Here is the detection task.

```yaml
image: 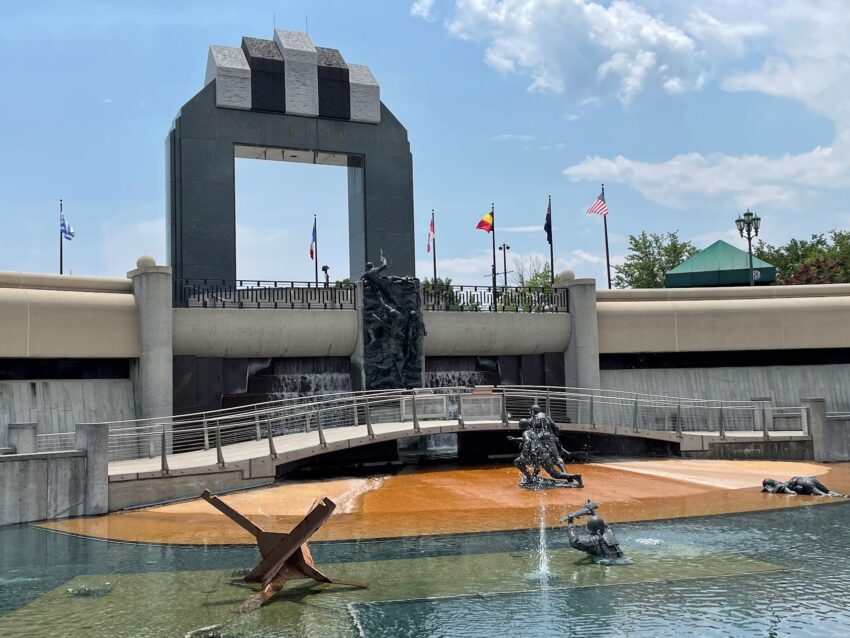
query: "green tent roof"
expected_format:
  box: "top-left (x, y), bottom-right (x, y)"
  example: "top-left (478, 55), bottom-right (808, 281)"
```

top-left (665, 240), bottom-right (776, 287)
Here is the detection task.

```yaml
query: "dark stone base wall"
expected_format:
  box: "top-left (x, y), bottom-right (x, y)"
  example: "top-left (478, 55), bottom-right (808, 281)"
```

top-left (425, 354), bottom-right (564, 388)
top-left (0, 358), bottom-right (129, 381)
top-left (173, 355), bottom-right (353, 414)
top-left (684, 440), bottom-right (814, 461)
top-left (457, 430), bottom-right (679, 461)
top-left (275, 440), bottom-right (400, 479)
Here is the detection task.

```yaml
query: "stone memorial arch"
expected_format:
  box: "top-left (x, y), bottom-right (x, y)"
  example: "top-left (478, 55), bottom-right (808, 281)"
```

top-left (166, 29), bottom-right (414, 284)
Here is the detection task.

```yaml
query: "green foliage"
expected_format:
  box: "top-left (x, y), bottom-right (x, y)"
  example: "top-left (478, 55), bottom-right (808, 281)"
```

top-left (333, 278), bottom-right (352, 288)
top-left (754, 230), bottom-right (850, 284)
top-left (422, 277), bottom-right (472, 310)
top-left (512, 255), bottom-right (552, 289)
top-left (613, 231), bottom-right (698, 289)
top-left (508, 256), bottom-right (556, 311)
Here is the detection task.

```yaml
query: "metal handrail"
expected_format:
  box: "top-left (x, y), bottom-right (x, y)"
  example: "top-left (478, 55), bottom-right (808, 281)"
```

top-left (173, 278), bottom-right (357, 310)
top-left (422, 284), bottom-right (568, 313)
top-left (89, 384), bottom-right (813, 464)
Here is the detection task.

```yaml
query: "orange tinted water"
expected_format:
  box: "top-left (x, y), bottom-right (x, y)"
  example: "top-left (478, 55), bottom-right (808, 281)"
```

top-left (39, 460), bottom-right (850, 544)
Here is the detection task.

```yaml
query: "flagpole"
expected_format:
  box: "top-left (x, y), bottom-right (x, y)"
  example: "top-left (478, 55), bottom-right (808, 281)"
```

top-left (313, 214), bottom-right (318, 285)
top-left (548, 195), bottom-right (554, 285)
top-left (431, 209), bottom-right (437, 283)
top-left (490, 203), bottom-right (497, 311)
top-left (602, 184), bottom-right (611, 289)
top-left (59, 199), bottom-right (63, 275)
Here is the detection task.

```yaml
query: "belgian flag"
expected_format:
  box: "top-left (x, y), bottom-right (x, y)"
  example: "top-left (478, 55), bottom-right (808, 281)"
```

top-left (476, 210), bottom-right (493, 232)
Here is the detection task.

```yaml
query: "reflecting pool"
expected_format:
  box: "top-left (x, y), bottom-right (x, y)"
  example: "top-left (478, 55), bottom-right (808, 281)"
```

top-left (1, 502), bottom-right (849, 637)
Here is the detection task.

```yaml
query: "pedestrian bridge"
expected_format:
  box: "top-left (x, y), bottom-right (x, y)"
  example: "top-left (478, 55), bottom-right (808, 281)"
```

top-left (46, 385), bottom-right (811, 509)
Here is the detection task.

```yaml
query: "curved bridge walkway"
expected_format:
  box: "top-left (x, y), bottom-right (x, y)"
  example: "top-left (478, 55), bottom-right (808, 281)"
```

top-left (91, 386), bottom-right (810, 487)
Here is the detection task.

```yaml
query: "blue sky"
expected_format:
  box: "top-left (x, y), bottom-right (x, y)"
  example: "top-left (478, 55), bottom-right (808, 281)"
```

top-left (1, 0), bottom-right (848, 285)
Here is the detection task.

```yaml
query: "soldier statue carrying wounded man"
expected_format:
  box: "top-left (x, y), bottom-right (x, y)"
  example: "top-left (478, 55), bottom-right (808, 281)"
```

top-left (509, 404), bottom-right (583, 489)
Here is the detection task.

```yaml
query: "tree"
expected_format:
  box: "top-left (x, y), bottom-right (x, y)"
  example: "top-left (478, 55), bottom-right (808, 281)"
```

top-left (422, 277), bottom-right (468, 310)
top-left (508, 256), bottom-right (555, 311)
top-left (512, 255), bottom-right (552, 289)
top-left (613, 231), bottom-right (698, 288)
top-left (754, 230), bottom-right (850, 284)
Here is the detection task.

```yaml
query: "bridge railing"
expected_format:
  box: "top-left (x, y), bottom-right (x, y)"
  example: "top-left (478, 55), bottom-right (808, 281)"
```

top-left (36, 431), bottom-right (76, 452)
top-left (497, 385), bottom-right (808, 437)
top-left (100, 384), bottom-right (811, 468)
top-left (105, 387), bottom-right (476, 464)
top-left (173, 278), bottom-right (357, 309)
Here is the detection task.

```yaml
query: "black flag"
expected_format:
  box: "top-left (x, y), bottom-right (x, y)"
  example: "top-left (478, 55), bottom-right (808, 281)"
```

top-left (544, 198), bottom-right (552, 244)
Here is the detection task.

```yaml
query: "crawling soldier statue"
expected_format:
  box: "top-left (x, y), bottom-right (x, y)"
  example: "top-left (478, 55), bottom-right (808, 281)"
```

top-left (762, 476), bottom-right (848, 498)
top-left (560, 499), bottom-right (624, 559)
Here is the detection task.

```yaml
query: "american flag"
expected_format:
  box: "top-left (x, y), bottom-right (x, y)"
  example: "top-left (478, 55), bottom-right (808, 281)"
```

top-left (586, 189), bottom-right (608, 216)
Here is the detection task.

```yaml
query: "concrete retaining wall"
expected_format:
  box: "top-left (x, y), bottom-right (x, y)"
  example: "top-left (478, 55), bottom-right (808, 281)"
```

top-left (823, 415), bottom-right (850, 461)
top-left (601, 364), bottom-right (850, 410)
top-left (0, 451), bottom-right (87, 526)
top-left (424, 312), bottom-right (570, 356)
top-left (597, 284), bottom-right (850, 354)
top-left (0, 287), bottom-right (138, 359)
top-left (173, 308), bottom-right (359, 357)
top-left (0, 380), bottom-right (135, 435)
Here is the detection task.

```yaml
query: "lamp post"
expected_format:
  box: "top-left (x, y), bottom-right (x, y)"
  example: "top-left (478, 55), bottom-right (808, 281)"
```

top-left (321, 264), bottom-right (330, 287)
top-left (498, 243), bottom-right (511, 287)
top-left (735, 209), bottom-right (762, 286)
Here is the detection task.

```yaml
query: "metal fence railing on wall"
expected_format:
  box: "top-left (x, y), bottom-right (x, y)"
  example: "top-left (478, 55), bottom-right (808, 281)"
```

top-left (422, 284), bottom-right (568, 313)
top-left (173, 279), bottom-right (356, 310)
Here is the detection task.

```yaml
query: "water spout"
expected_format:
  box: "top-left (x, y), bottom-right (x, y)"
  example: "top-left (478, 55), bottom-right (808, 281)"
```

top-left (537, 498), bottom-right (550, 584)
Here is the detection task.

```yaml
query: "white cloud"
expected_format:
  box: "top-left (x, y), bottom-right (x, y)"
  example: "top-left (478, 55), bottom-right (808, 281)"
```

top-left (491, 133), bottom-right (536, 142)
top-left (564, 145), bottom-right (844, 209)
top-left (410, 0), bottom-right (436, 22)
top-left (424, 2), bottom-right (850, 213)
top-left (502, 225), bottom-right (545, 233)
top-left (438, 0), bottom-right (704, 101)
top-left (560, 1), bottom-right (850, 210)
top-left (416, 248), bottom-right (607, 284)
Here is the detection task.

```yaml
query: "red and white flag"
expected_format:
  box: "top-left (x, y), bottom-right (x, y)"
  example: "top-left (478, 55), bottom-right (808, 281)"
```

top-left (426, 211), bottom-right (435, 252)
top-left (586, 189), bottom-right (608, 216)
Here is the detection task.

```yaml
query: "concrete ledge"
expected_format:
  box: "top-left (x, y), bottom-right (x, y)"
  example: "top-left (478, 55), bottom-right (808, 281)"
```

top-left (109, 471), bottom-right (272, 511)
top-left (0, 449), bottom-right (85, 462)
top-left (0, 271), bottom-right (131, 293)
top-left (598, 283), bottom-right (850, 301)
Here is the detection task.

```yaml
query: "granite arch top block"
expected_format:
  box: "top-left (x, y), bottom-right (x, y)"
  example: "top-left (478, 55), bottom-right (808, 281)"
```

top-left (241, 37), bottom-right (286, 113)
top-left (274, 28), bottom-right (319, 117)
top-left (205, 45), bottom-right (251, 110)
top-left (317, 47), bottom-right (351, 120)
top-left (201, 28), bottom-right (379, 124)
top-left (348, 63), bottom-right (381, 123)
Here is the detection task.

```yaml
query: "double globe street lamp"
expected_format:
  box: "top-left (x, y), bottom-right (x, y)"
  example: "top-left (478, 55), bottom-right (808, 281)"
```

top-left (735, 209), bottom-right (762, 286)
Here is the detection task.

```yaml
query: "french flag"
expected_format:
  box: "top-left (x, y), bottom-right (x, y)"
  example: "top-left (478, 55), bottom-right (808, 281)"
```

top-left (309, 218), bottom-right (316, 260)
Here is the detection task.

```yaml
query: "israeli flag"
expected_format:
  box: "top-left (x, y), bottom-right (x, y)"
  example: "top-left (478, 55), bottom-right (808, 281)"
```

top-left (60, 212), bottom-right (75, 240)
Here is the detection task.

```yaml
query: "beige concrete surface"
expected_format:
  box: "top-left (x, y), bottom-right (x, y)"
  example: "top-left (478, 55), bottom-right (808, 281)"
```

top-left (424, 311), bottom-right (570, 356)
top-left (598, 283), bottom-right (850, 301)
top-left (172, 307), bottom-right (359, 357)
top-left (0, 271), bottom-right (132, 293)
top-left (0, 287), bottom-right (138, 358)
top-left (598, 294), bottom-right (850, 353)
